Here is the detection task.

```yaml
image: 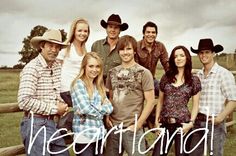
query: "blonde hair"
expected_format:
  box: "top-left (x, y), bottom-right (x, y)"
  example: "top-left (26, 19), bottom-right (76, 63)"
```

top-left (71, 52), bottom-right (106, 102)
top-left (64, 18), bottom-right (90, 57)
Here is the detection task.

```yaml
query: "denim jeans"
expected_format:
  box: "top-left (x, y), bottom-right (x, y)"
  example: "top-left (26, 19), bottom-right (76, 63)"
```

top-left (75, 140), bottom-right (103, 156)
top-left (189, 121), bottom-right (226, 156)
top-left (105, 128), bottom-right (146, 156)
top-left (20, 116), bottom-right (69, 156)
top-left (60, 91), bottom-right (72, 107)
top-left (152, 123), bottom-right (191, 156)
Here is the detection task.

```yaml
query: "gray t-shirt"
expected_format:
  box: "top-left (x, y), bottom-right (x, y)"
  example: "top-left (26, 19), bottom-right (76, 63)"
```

top-left (106, 63), bottom-right (154, 127)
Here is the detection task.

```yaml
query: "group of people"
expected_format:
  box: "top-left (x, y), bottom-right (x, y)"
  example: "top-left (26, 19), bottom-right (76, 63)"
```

top-left (17, 13), bottom-right (236, 156)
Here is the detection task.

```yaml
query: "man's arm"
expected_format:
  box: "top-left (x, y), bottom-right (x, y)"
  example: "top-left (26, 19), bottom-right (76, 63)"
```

top-left (214, 100), bottom-right (236, 125)
top-left (155, 90), bottom-right (164, 126)
top-left (104, 90), bottom-right (114, 128)
top-left (128, 89), bottom-right (155, 131)
top-left (214, 70), bottom-right (236, 124)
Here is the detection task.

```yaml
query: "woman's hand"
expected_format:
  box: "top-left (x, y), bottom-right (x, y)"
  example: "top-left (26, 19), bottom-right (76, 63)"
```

top-left (155, 122), bottom-right (162, 135)
top-left (105, 115), bottom-right (113, 129)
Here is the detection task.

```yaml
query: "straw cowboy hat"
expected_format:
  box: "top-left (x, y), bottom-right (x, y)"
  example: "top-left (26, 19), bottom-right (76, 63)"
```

top-left (191, 38), bottom-right (224, 54)
top-left (100, 14), bottom-right (128, 31)
top-left (30, 29), bottom-right (68, 50)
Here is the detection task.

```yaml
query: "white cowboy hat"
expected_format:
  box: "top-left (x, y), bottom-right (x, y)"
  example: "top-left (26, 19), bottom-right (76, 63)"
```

top-left (30, 29), bottom-right (68, 49)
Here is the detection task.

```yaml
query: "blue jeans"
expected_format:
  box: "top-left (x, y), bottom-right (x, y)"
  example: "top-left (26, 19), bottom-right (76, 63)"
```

top-left (105, 128), bottom-right (146, 156)
top-left (189, 121), bottom-right (226, 156)
top-left (152, 123), bottom-right (191, 156)
top-left (20, 116), bottom-right (69, 156)
top-left (75, 140), bottom-right (103, 156)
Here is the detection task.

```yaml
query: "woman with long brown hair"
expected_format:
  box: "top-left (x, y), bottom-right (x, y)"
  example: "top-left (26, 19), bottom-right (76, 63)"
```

top-left (152, 46), bottom-right (201, 156)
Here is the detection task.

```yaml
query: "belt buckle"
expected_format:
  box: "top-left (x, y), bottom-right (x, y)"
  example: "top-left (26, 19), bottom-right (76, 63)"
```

top-left (47, 115), bottom-right (54, 120)
top-left (168, 118), bottom-right (176, 124)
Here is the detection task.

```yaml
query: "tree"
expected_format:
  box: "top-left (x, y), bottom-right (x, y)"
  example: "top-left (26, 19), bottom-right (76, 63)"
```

top-left (18, 25), bottom-right (67, 65)
top-left (13, 63), bottom-right (24, 69)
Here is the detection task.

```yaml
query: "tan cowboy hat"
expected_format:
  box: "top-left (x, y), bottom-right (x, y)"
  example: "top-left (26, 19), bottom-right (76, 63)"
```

top-left (191, 38), bottom-right (223, 54)
top-left (30, 29), bottom-right (68, 50)
top-left (100, 14), bottom-right (128, 31)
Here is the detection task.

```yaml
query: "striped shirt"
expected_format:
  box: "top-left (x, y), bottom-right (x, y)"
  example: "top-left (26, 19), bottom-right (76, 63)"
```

top-left (197, 63), bottom-right (236, 116)
top-left (71, 79), bottom-right (113, 141)
top-left (18, 54), bottom-right (61, 115)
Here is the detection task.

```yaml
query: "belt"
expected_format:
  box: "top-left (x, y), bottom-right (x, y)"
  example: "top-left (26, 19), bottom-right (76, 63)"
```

top-left (162, 117), bottom-right (177, 124)
top-left (196, 113), bottom-right (212, 122)
top-left (24, 111), bottom-right (54, 120)
top-left (167, 117), bottom-right (177, 124)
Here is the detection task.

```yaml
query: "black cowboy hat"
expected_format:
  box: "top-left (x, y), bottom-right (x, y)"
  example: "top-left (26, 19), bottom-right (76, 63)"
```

top-left (191, 38), bottom-right (223, 54)
top-left (100, 14), bottom-right (128, 31)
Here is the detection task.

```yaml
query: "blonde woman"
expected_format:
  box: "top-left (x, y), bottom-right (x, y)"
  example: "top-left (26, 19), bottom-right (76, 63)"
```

top-left (57, 18), bottom-right (90, 106)
top-left (71, 52), bottom-right (113, 156)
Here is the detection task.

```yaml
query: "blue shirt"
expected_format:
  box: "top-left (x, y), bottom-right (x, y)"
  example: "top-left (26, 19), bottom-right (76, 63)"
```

top-left (71, 79), bottom-right (113, 140)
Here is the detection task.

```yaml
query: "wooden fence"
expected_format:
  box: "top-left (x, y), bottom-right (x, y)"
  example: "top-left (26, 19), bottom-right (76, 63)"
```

top-left (0, 102), bottom-right (235, 156)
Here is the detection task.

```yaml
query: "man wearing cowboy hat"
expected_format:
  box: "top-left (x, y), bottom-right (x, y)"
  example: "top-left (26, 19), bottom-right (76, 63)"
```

top-left (18, 29), bottom-right (70, 155)
top-left (91, 14), bottom-right (129, 82)
top-left (189, 38), bottom-right (236, 156)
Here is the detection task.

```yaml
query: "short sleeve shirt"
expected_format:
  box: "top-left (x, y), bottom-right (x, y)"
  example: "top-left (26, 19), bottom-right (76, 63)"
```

top-left (106, 64), bottom-right (154, 127)
top-left (197, 63), bottom-right (236, 115)
top-left (159, 74), bottom-right (201, 123)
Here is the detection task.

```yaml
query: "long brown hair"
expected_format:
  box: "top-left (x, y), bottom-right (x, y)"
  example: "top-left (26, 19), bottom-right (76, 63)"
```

top-left (166, 45), bottom-right (193, 85)
top-left (64, 18), bottom-right (90, 57)
top-left (71, 52), bottom-right (106, 102)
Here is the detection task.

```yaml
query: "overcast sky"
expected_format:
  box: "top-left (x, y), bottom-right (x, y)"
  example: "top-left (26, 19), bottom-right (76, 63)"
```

top-left (0, 0), bottom-right (236, 67)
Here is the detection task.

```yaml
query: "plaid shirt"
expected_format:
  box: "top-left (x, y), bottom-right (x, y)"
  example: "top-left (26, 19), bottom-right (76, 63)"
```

top-left (197, 63), bottom-right (236, 115)
top-left (71, 79), bottom-right (113, 140)
top-left (18, 54), bottom-right (61, 115)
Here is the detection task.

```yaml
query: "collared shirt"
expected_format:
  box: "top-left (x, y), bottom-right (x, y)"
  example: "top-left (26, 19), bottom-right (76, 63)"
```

top-left (91, 38), bottom-right (121, 77)
top-left (197, 63), bottom-right (236, 116)
top-left (18, 54), bottom-right (61, 115)
top-left (135, 40), bottom-right (169, 77)
top-left (71, 79), bottom-right (113, 141)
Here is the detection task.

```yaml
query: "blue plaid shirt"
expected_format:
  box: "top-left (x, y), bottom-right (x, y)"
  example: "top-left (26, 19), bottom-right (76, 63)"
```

top-left (71, 79), bottom-right (113, 140)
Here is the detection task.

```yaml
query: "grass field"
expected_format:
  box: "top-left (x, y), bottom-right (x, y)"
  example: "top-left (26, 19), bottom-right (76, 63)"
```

top-left (0, 61), bottom-right (235, 155)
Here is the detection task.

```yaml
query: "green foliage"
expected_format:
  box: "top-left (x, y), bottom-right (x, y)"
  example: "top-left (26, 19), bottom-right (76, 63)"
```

top-left (0, 65), bottom-right (12, 69)
top-left (13, 63), bottom-right (24, 69)
top-left (18, 25), bottom-right (67, 66)
top-left (18, 25), bottom-right (48, 65)
top-left (0, 69), bottom-right (20, 103)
